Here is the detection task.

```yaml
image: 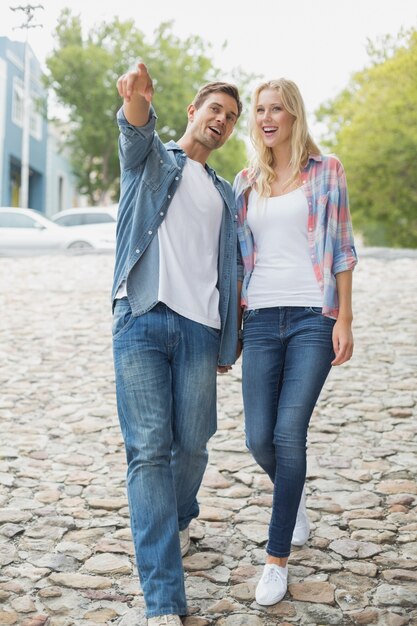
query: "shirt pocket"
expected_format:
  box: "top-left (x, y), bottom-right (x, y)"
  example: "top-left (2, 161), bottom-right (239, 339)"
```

top-left (143, 145), bottom-right (177, 192)
top-left (315, 192), bottom-right (330, 232)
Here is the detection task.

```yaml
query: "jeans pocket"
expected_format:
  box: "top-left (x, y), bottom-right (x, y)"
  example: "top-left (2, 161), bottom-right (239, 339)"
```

top-left (112, 298), bottom-right (136, 339)
top-left (243, 308), bottom-right (258, 323)
top-left (305, 306), bottom-right (323, 316)
top-left (304, 307), bottom-right (336, 327)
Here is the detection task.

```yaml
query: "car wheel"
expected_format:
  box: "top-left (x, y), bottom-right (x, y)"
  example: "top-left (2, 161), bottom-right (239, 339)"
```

top-left (67, 241), bottom-right (94, 251)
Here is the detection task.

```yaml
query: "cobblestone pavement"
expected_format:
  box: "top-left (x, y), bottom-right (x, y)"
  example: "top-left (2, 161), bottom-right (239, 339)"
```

top-left (0, 252), bottom-right (416, 626)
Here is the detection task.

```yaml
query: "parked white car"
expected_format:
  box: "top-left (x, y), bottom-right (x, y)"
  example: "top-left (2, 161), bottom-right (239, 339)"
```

top-left (51, 205), bottom-right (118, 228)
top-left (0, 207), bottom-right (115, 255)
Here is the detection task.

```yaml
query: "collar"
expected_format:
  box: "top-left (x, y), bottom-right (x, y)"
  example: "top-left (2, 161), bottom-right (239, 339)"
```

top-left (165, 140), bottom-right (218, 181)
top-left (302, 153), bottom-right (323, 173)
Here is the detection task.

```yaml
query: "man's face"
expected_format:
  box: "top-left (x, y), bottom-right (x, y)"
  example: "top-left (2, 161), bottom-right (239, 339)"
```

top-left (187, 93), bottom-right (239, 151)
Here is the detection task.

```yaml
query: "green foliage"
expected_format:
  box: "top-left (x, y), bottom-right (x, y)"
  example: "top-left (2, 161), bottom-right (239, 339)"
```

top-left (46, 9), bottom-right (148, 202)
top-left (45, 12), bottom-right (253, 201)
top-left (316, 28), bottom-right (417, 248)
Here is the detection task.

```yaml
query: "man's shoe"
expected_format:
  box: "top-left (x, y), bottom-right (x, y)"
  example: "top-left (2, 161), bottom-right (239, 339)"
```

top-left (255, 563), bottom-right (288, 605)
top-left (180, 527), bottom-right (190, 557)
top-left (291, 489), bottom-right (310, 546)
top-left (148, 615), bottom-right (182, 625)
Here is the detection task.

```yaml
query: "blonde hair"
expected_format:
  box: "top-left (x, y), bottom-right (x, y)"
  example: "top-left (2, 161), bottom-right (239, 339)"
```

top-left (249, 79), bottom-right (321, 197)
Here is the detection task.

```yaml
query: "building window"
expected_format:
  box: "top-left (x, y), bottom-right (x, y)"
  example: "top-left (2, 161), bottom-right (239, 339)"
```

top-left (12, 76), bottom-right (43, 141)
top-left (29, 102), bottom-right (42, 141)
top-left (12, 77), bottom-right (24, 126)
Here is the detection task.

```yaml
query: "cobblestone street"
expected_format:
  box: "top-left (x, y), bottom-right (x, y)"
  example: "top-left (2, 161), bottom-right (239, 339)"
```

top-left (0, 251), bottom-right (416, 626)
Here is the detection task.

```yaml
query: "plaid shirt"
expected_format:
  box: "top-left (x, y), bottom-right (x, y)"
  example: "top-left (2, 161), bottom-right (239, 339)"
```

top-left (234, 154), bottom-right (358, 319)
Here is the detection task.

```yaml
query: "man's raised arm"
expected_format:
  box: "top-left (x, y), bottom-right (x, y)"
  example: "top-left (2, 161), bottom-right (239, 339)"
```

top-left (117, 62), bottom-right (154, 127)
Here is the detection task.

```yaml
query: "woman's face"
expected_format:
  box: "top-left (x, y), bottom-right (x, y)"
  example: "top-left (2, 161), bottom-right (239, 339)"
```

top-left (255, 88), bottom-right (295, 150)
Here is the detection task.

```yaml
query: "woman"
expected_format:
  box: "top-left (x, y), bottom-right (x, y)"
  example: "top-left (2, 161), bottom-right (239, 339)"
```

top-left (234, 79), bottom-right (357, 606)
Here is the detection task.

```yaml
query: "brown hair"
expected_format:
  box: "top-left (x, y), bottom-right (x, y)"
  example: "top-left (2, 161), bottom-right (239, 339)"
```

top-left (193, 82), bottom-right (242, 118)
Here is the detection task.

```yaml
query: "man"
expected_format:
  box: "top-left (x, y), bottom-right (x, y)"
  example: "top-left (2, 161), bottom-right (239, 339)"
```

top-left (112, 62), bottom-right (242, 625)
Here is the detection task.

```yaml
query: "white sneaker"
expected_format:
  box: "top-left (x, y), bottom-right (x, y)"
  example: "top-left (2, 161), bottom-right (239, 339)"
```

top-left (148, 615), bottom-right (182, 626)
top-left (291, 488), bottom-right (310, 546)
top-left (255, 563), bottom-right (288, 605)
top-left (179, 527), bottom-right (190, 557)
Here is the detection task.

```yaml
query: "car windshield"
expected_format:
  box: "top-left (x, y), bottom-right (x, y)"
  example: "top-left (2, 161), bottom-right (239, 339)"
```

top-left (54, 212), bottom-right (116, 226)
top-left (0, 213), bottom-right (39, 228)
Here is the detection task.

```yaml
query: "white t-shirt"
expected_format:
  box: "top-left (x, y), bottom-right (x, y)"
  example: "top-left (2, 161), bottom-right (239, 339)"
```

top-left (247, 187), bottom-right (323, 309)
top-left (157, 158), bottom-right (223, 328)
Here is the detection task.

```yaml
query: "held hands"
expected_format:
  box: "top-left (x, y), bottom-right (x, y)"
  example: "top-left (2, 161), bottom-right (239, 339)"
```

top-left (331, 318), bottom-right (354, 366)
top-left (117, 62), bottom-right (154, 103)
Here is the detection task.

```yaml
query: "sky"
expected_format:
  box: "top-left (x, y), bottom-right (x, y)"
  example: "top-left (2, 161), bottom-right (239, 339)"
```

top-left (1, 0), bottom-right (416, 127)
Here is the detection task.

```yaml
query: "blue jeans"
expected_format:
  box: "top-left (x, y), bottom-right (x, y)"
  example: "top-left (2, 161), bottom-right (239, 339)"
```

top-left (242, 306), bottom-right (335, 558)
top-left (112, 300), bottom-right (219, 617)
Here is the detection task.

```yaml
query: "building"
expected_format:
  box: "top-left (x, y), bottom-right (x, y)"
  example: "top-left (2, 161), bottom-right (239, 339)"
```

top-left (45, 121), bottom-right (80, 218)
top-left (0, 36), bottom-right (79, 215)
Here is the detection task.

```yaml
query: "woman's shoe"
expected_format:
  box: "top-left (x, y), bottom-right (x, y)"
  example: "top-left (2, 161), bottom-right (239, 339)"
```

top-left (291, 489), bottom-right (310, 546)
top-left (179, 527), bottom-right (190, 557)
top-left (255, 563), bottom-right (288, 605)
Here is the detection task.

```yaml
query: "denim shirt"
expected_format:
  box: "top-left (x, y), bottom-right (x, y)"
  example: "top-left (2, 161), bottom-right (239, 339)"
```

top-left (112, 106), bottom-right (240, 365)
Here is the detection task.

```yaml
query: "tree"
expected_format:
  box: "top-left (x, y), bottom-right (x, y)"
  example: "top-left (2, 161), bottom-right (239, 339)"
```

top-left (316, 29), bottom-right (417, 248)
top-left (46, 11), bottom-right (253, 203)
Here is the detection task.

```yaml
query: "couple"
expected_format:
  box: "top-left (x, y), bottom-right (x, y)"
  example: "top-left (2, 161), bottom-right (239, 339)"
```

top-left (112, 62), bottom-right (357, 625)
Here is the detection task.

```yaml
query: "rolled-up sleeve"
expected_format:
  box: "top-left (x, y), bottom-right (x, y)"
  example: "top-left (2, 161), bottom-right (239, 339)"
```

top-left (117, 106), bottom-right (157, 171)
top-left (332, 161), bottom-right (358, 274)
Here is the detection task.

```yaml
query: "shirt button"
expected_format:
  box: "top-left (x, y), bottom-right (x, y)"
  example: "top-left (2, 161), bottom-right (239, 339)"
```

top-left (135, 248), bottom-right (140, 254)
top-left (308, 227), bottom-right (313, 232)
top-left (160, 160), bottom-right (163, 164)
top-left (175, 176), bottom-right (179, 180)
top-left (168, 195), bottom-right (171, 199)
top-left (148, 230), bottom-right (152, 235)
top-left (160, 212), bottom-right (164, 216)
